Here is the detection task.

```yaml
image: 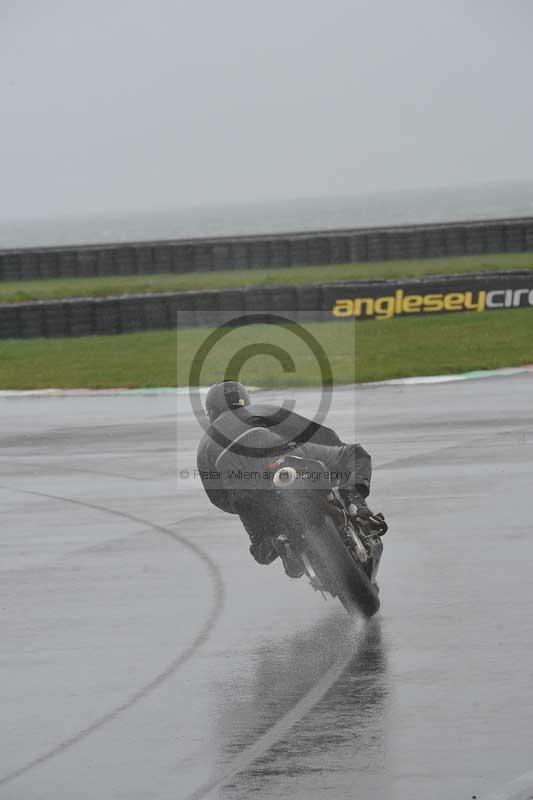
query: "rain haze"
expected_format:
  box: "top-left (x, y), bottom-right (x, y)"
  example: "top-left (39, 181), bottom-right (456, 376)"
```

top-left (3, 6), bottom-right (533, 800)
top-left (1, 0), bottom-right (533, 244)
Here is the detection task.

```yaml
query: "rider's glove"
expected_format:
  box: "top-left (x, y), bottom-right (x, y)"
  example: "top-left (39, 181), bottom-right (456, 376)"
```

top-left (348, 502), bottom-right (370, 519)
top-left (343, 489), bottom-right (370, 516)
top-left (345, 492), bottom-right (388, 536)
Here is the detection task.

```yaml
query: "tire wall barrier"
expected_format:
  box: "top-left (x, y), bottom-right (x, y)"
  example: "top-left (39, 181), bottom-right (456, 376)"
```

top-left (2, 271), bottom-right (532, 340)
top-left (1, 216), bottom-right (533, 282)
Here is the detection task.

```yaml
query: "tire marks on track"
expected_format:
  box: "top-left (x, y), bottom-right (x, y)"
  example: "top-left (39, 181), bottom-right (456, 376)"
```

top-left (184, 619), bottom-right (377, 800)
top-left (0, 485), bottom-right (225, 789)
top-left (1, 488), bottom-right (375, 799)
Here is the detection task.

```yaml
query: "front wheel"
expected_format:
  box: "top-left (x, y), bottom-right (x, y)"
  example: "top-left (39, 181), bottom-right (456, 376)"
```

top-left (305, 513), bottom-right (380, 617)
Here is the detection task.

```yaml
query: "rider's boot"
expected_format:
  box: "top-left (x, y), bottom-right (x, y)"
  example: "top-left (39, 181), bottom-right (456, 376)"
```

top-left (272, 535), bottom-right (305, 579)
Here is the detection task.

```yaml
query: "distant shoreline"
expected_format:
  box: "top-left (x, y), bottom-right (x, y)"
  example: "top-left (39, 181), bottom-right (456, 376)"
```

top-left (2, 179), bottom-right (533, 250)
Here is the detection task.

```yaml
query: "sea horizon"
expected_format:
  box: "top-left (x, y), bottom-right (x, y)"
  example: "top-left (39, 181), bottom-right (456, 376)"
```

top-left (2, 178), bottom-right (533, 250)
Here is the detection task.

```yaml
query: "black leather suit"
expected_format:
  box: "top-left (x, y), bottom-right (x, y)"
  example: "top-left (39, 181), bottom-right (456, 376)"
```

top-left (196, 403), bottom-right (372, 565)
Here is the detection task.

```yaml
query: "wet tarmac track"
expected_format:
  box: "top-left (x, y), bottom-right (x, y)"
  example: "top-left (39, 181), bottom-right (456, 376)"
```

top-left (1, 375), bottom-right (532, 799)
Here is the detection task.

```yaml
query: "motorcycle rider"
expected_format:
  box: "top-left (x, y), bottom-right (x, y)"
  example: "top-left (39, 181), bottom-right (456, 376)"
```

top-left (196, 380), bottom-right (386, 578)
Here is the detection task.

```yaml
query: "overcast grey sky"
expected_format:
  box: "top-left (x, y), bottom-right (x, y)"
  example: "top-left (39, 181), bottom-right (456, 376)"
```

top-left (1, 0), bottom-right (532, 222)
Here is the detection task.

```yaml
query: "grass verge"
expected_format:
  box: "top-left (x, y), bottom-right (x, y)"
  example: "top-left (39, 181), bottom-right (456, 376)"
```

top-left (0, 308), bottom-right (531, 390)
top-left (1, 252), bottom-right (533, 303)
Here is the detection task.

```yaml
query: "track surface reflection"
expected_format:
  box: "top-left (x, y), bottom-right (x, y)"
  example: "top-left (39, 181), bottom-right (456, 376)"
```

top-left (1, 376), bottom-right (532, 799)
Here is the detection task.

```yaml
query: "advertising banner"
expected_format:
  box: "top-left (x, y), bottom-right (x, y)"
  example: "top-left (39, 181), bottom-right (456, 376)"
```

top-left (1, 271), bottom-right (532, 339)
top-left (323, 270), bottom-right (533, 322)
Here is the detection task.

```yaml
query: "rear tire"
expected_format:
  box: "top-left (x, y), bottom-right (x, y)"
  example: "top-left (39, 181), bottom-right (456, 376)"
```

top-left (305, 513), bottom-right (380, 617)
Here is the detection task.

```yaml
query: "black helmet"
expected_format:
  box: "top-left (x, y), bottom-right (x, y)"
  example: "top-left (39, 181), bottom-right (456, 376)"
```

top-left (205, 380), bottom-right (250, 423)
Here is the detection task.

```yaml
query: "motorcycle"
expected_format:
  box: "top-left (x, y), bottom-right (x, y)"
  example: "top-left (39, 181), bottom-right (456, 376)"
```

top-left (268, 454), bottom-right (386, 616)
